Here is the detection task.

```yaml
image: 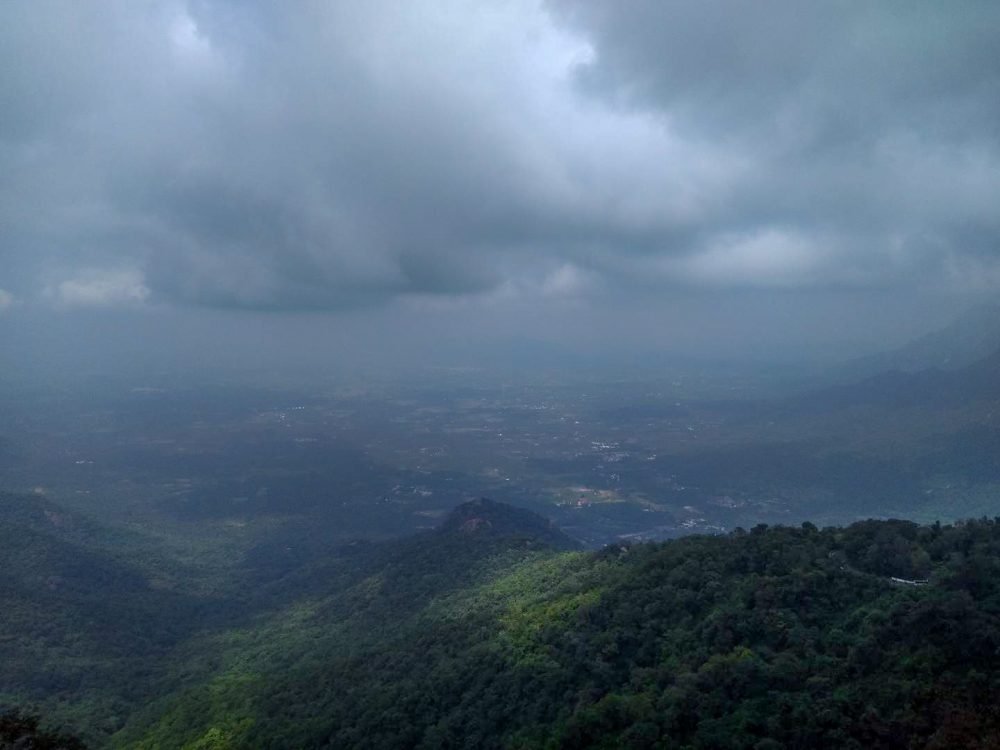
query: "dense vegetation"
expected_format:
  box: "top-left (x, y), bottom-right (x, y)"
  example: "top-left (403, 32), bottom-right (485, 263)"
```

top-left (5, 493), bottom-right (1000, 748)
top-left (0, 711), bottom-right (85, 749)
top-left (0, 493), bottom-right (221, 741)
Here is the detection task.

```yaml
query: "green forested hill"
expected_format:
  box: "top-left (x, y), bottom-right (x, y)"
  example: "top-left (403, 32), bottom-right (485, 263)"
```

top-left (4, 495), bottom-right (1000, 748)
top-left (0, 493), bottom-right (211, 742)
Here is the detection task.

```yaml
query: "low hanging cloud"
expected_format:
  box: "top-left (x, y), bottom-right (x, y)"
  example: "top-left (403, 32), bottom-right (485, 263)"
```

top-left (665, 229), bottom-right (836, 288)
top-left (1, 0), bottom-right (999, 313)
top-left (47, 269), bottom-right (150, 309)
top-left (0, 289), bottom-right (17, 313)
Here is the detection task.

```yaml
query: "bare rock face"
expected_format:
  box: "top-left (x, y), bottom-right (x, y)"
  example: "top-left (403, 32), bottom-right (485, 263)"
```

top-left (458, 517), bottom-right (492, 534)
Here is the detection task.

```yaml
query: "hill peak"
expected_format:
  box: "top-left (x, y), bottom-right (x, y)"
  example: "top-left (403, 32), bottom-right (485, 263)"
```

top-left (439, 498), bottom-right (580, 550)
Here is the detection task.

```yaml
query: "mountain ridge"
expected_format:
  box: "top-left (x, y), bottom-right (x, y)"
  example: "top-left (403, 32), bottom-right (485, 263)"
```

top-left (834, 302), bottom-right (1000, 382)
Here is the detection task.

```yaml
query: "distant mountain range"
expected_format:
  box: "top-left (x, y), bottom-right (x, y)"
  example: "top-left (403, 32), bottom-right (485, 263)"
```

top-left (772, 303), bottom-right (1000, 415)
top-left (802, 338), bottom-right (1000, 414)
top-left (835, 302), bottom-right (1000, 381)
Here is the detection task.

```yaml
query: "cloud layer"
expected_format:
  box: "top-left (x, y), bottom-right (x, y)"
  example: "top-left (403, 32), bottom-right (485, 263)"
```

top-left (2, 0), bottom-right (999, 313)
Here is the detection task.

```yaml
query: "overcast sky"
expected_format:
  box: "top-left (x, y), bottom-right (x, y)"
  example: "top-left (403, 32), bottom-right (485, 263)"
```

top-left (2, 1), bottom-right (999, 376)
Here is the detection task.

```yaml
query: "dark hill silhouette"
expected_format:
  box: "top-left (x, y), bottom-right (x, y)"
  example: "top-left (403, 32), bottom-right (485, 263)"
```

top-left (437, 497), bottom-right (580, 550)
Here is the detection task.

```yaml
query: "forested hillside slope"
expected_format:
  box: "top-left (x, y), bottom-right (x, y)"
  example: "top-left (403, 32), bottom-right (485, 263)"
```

top-left (4, 495), bottom-right (999, 748)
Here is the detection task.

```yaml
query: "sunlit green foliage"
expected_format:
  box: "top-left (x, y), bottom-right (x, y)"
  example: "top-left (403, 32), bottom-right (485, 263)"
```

top-left (5, 494), bottom-right (1000, 748)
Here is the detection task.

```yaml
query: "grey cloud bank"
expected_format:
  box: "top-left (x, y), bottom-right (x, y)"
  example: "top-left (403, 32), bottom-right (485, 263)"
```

top-left (1, 1), bottom-right (998, 370)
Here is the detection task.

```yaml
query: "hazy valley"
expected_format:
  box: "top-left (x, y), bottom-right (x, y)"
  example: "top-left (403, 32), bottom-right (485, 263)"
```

top-left (3, 309), bottom-right (1000, 747)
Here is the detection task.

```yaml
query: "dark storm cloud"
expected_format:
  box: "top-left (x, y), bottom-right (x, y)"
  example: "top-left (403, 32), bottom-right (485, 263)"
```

top-left (555, 1), bottom-right (1000, 143)
top-left (1, 0), bottom-right (999, 314)
top-left (549, 0), bottom-right (1000, 289)
top-left (1, 0), bottom-right (575, 309)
